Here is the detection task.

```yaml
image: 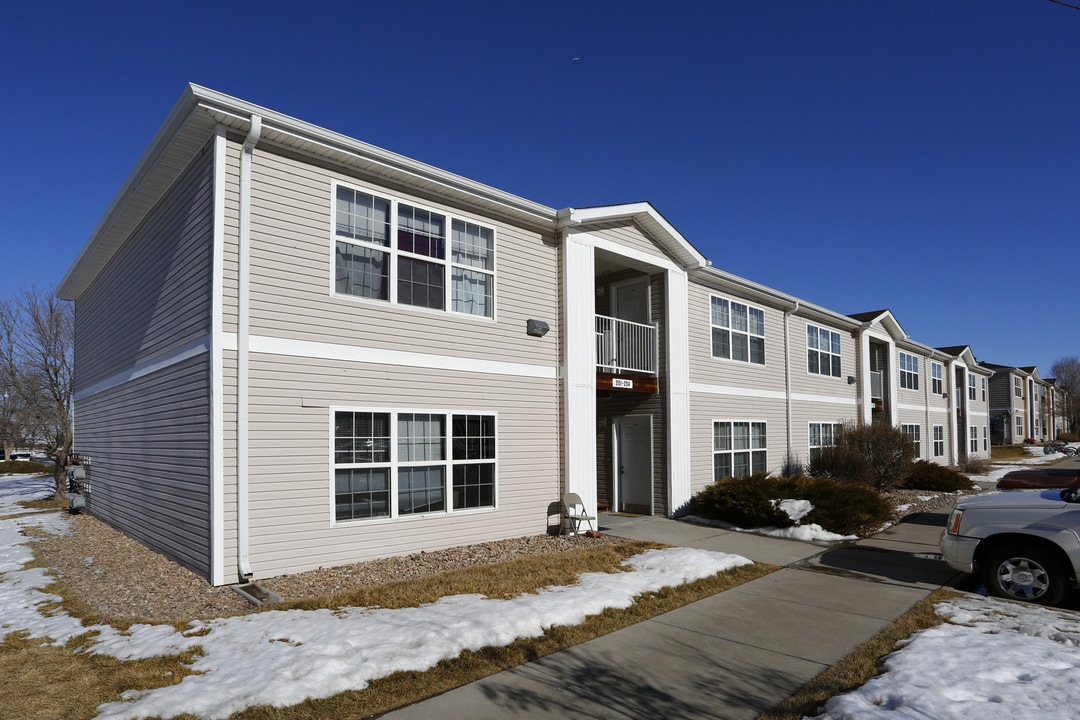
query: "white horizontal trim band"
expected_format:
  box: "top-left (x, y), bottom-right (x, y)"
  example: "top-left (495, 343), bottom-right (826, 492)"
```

top-left (247, 334), bottom-right (559, 380)
top-left (73, 336), bottom-right (211, 401)
top-left (689, 382), bottom-right (857, 406)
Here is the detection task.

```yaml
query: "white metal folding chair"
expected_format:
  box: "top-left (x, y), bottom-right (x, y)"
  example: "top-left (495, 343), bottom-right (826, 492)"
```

top-left (563, 492), bottom-right (597, 534)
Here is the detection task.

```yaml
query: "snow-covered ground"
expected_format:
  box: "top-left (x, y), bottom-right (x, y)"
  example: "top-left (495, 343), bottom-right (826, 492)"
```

top-left (4, 449), bottom-right (1080, 720)
top-left (0, 474), bottom-right (750, 720)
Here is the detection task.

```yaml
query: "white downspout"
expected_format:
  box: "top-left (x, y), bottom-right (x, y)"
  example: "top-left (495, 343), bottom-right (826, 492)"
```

top-left (783, 301), bottom-right (799, 461)
top-left (237, 115), bottom-right (262, 581)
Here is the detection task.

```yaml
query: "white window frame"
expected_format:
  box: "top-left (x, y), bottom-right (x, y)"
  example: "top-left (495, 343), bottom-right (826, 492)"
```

top-left (969, 425), bottom-right (979, 453)
top-left (899, 352), bottom-right (919, 391)
top-left (933, 424), bottom-right (944, 457)
top-left (981, 377), bottom-right (986, 402)
top-left (332, 408), bottom-right (498, 524)
top-left (808, 422), bottom-right (841, 463)
top-left (710, 296), bottom-right (766, 365)
top-left (1014, 376), bottom-right (1022, 398)
top-left (901, 424), bottom-right (921, 457)
top-left (332, 181), bottom-right (496, 318)
top-left (983, 426), bottom-right (988, 451)
top-left (713, 420), bottom-right (767, 479)
top-left (1016, 415), bottom-right (1024, 438)
top-left (931, 362), bottom-right (943, 396)
top-left (807, 324), bottom-right (842, 378)
top-left (968, 374), bottom-right (976, 401)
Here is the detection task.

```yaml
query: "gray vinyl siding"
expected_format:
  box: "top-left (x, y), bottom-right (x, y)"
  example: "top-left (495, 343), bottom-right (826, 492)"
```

top-left (74, 142), bottom-right (215, 389)
top-left (245, 147), bottom-right (559, 368)
top-left (75, 353), bottom-right (212, 576)
top-left (244, 354), bottom-right (560, 579)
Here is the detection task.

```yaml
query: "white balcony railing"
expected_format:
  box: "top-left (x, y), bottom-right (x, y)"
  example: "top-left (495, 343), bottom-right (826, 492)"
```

top-left (595, 315), bottom-right (657, 375)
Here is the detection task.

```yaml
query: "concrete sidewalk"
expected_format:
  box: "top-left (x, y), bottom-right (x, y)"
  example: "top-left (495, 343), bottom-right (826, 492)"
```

top-left (383, 507), bottom-right (963, 719)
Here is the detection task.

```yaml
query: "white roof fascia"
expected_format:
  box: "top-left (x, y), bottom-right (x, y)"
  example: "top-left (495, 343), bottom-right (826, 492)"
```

top-left (59, 84), bottom-right (558, 300)
top-left (559, 202), bottom-right (708, 270)
top-left (693, 265), bottom-right (861, 330)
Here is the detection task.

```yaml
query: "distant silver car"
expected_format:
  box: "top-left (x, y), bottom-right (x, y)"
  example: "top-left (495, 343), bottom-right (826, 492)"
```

top-left (941, 488), bottom-right (1080, 606)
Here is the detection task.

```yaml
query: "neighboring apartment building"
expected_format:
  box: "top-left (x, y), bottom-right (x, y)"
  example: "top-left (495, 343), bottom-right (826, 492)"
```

top-left (982, 363), bottom-right (1064, 444)
top-left (58, 86), bottom-right (993, 586)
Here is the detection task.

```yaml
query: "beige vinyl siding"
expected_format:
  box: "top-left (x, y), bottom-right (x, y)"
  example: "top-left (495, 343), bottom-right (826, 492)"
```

top-left (689, 391), bottom-right (787, 496)
top-left (244, 147), bottom-right (558, 368)
top-left (243, 354), bottom-right (560, 579)
top-left (789, 401), bottom-right (858, 467)
top-left (790, 319), bottom-right (857, 397)
top-left (220, 349), bottom-right (238, 580)
top-left (74, 142), bottom-right (215, 389)
top-left (221, 139), bottom-right (241, 334)
top-left (75, 353), bottom-right (212, 577)
top-left (585, 220), bottom-right (679, 264)
top-left (686, 282), bottom-right (786, 390)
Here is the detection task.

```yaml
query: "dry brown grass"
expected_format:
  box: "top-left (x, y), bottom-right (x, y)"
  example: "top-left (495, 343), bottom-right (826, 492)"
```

top-left (758, 588), bottom-right (958, 720)
top-left (0, 536), bottom-right (777, 720)
top-left (0, 633), bottom-right (202, 720)
top-left (991, 445), bottom-right (1033, 462)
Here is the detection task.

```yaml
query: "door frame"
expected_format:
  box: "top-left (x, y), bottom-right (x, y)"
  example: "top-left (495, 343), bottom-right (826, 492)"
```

top-left (612, 414), bottom-right (654, 514)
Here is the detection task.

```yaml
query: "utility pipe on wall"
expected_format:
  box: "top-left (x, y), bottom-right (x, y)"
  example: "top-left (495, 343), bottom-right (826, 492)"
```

top-left (236, 115), bottom-right (262, 582)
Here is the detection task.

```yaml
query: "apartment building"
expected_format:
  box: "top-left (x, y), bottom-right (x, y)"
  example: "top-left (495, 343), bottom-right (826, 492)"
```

top-left (58, 86), bottom-right (996, 584)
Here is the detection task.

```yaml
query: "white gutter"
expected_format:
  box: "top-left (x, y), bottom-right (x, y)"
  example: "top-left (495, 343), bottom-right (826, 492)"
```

top-left (237, 115), bottom-right (262, 581)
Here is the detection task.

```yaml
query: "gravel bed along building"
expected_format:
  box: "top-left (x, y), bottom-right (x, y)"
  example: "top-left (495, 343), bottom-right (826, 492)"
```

top-left (28, 487), bottom-right (972, 625)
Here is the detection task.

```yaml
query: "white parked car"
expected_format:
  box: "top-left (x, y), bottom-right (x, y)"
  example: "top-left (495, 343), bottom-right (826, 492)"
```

top-left (941, 488), bottom-right (1080, 606)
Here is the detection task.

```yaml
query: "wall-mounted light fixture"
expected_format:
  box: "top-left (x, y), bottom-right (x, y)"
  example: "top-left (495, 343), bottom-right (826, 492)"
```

top-left (847, 376), bottom-right (857, 385)
top-left (526, 319), bottom-right (550, 337)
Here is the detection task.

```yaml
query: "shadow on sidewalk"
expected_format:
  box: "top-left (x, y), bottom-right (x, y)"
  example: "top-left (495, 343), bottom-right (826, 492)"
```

top-left (475, 643), bottom-right (811, 720)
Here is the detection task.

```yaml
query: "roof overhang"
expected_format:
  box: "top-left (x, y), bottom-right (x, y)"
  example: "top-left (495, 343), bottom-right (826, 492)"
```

top-left (59, 84), bottom-right (557, 300)
top-left (556, 202), bottom-right (709, 271)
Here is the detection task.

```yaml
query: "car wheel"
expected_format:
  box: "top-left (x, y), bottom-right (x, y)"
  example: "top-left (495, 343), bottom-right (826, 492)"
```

top-left (982, 545), bottom-right (1067, 606)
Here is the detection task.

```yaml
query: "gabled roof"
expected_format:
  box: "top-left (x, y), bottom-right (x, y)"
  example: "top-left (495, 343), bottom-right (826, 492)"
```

top-left (849, 309), bottom-right (907, 340)
top-left (556, 203), bottom-right (708, 271)
top-left (59, 84), bottom-right (558, 300)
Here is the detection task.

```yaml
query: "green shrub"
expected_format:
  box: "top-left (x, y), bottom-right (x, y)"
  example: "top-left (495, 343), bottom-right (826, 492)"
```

top-left (799, 478), bottom-right (893, 536)
top-left (0, 460), bottom-right (50, 475)
top-left (690, 473), bottom-right (793, 528)
top-left (903, 461), bottom-right (973, 492)
top-left (828, 421), bottom-right (916, 490)
top-left (690, 474), bottom-right (892, 536)
top-left (807, 445), bottom-right (876, 486)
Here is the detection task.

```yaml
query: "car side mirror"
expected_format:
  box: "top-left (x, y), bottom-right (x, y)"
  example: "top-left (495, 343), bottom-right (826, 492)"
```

top-left (1061, 488), bottom-right (1080, 503)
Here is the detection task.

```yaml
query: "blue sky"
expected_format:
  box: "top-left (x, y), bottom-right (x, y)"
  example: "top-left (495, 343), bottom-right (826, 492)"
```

top-left (2, 1), bottom-right (1076, 375)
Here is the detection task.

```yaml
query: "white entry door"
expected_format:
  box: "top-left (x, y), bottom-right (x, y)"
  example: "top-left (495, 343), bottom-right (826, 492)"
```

top-left (615, 415), bottom-right (653, 514)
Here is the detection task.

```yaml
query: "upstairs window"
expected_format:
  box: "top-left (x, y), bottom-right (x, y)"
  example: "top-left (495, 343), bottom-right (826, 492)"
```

top-left (899, 352), bottom-right (919, 391)
top-left (711, 297), bottom-right (765, 365)
top-left (1014, 377), bottom-right (1022, 398)
top-left (968, 375), bottom-right (976, 401)
top-left (982, 377), bottom-right (986, 402)
top-left (807, 325), bottom-right (841, 377)
top-left (334, 184), bottom-right (495, 317)
top-left (931, 362), bottom-right (943, 395)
